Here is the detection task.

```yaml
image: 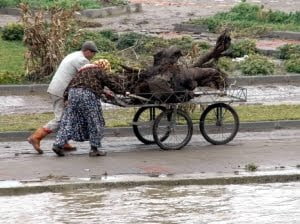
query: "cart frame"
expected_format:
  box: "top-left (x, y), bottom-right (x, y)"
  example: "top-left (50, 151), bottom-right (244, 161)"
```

top-left (106, 86), bottom-right (247, 150)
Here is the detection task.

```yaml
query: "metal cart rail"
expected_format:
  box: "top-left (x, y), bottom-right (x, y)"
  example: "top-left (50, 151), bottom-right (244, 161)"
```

top-left (106, 86), bottom-right (247, 150)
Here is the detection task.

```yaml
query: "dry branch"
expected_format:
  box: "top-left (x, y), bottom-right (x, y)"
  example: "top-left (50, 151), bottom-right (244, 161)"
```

top-left (20, 3), bottom-right (78, 80)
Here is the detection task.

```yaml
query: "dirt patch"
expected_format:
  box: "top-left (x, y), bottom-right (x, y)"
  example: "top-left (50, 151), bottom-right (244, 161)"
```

top-left (93, 0), bottom-right (300, 34)
top-left (256, 39), bottom-right (300, 51)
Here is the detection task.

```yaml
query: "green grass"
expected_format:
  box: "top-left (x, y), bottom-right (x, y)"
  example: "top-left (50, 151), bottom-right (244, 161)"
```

top-left (0, 108), bottom-right (137, 132)
top-left (1, 104), bottom-right (300, 132)
top-left (245, 163), bottom-right (258, 172)
top-left (0, 0), bottom-right (128, 9)
top-left (0, 38), bottom-right (25, 75)
top-left (191, 104), bottom-right (300, 122)
top-left (188, 2), bottom-right (300, 36)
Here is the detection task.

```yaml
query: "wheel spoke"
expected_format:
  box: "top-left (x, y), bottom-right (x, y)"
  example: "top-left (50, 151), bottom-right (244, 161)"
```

top-left (200, 103), bottom-right (239, 145)
top-left (133, 107), bottom-right (165, 144)
top-left (153, 109), bottom-right (193, 150)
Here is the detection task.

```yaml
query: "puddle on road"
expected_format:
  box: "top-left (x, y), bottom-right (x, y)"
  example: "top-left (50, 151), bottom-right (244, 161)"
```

top-left (245, 85), bottom-right (300, 105)
top-left (0, 182), bottom-right (299, 223)
top-left (1, 85), bottom-right (300, 115)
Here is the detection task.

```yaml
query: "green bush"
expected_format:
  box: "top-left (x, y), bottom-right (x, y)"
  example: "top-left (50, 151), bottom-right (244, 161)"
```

top-left (285, 56), bottom-right (300, 73)
top-left (188, 2), bottom-right (300, 35)
top-left (266, 10), bottom-right (300, 24)
top-left (217, 57), bottom-right (237, 72)
top-left (279, 44), bottom-right (300, 59)
top-left (99, 29), bottom-right (119, 42)
top-left (201, 18), bottom-right (221, 32)
top-left (226, 2), bottom-right (261, 21)
top-left (140, 37), bottom-right (169, 54)
top-left (196, 41), bottom-right (211, 50)
top-left (239, 54), bottom-right (275, 75)
top-left (66, 31), bottom-right (116, 53)
top-left (116, 32), bottom-right (145, 50)
top-left (230, 39), bottom-right (256, 57)
top-left (1, 23), bottom-right (24, 41)
top-left (0, 71), bottom-right (23, 84)
top-left (168, 36), bottom-right (194, 53)
top-left (0, 0), bottom-right (18, 8)
top-left (139, 36), bottom-right (199, 55)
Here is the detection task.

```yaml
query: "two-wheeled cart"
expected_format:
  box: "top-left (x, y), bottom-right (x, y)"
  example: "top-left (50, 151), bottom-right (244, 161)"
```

top-left (109, 86), bottom-right (247, 150)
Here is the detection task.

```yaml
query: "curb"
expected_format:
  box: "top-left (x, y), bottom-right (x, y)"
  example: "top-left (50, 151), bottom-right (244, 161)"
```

top-left (0, 173), bottom-right (299, 196)
top-left (80, 3), bottom-right (142, 18)
top-left (261, 31), bottom-right (300, 40)
top-left (174, 24), bottom-right (209, 34)
top-left (257, 48), bottom-right (280, 57)
top-left (1, 75), bottom-right (300, 95)
top-left (174, 23), bottom-right (300, 41)
top-left (0, 4), bottom-right (142, 19)
top-left (0, 84), bottom-right (49, 95)
top-left (230, 74), bottom-right (300, 86)
top-left (1, 120), bottom-right (300, 141)
top-left (0, 127), bottom-right (135, 141)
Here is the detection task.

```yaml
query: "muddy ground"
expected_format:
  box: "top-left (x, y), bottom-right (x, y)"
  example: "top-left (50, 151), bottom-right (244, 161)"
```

top-left (1, 0), bottom-right (299, 33)
top-left (96, 0), bottom-right (300, 34)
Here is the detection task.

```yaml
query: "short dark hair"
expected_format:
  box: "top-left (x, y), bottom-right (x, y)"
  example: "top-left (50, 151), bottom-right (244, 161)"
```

top-left (81, 41), bottom-right (99, 53)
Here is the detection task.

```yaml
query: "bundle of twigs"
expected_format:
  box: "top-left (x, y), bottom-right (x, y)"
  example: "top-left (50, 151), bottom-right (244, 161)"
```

top-left (118, 30), bottom-right (231, 101)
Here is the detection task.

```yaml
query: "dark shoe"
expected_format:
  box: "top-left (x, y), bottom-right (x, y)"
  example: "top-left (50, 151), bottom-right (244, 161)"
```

top-left (52, 145), bottom-right (65, 157)
top-left (89, 147), bottom-right (107, 157)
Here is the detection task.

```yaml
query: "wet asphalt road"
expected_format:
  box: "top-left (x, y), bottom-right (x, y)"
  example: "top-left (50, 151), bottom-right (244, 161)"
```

top-left (0, 130), bottom-right (300, 181)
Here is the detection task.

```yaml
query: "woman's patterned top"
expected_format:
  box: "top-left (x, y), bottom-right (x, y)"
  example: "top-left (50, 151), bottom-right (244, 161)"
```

top-left (63, 65), bottom-right (125, 101)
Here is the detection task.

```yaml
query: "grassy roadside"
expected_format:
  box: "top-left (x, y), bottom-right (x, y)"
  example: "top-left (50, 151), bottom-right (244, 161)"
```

top-left (0, 38), bottom-right (26, 83)
top-left (1, 104), bottom-right (300, 132)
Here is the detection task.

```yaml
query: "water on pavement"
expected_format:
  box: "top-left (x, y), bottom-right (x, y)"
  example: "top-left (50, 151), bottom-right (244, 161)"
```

top-left (1, 85), bottom-right (300, 114)
top-left (0, 182), bottom-right (299, 223)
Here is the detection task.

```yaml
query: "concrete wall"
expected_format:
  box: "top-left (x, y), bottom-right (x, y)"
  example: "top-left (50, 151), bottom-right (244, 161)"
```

top-left (228, 74), bottom-right (300, 86)
top-left (80, 3), bottom-right (142, 18)
top-left (174, 23), bottom-right (300, 41)
top-left (262, 31), bottom-right (300, 40)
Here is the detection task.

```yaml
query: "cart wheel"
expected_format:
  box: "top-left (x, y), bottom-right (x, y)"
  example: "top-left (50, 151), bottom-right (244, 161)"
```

top-left (199, 103), bottom-right (239, 145)
top-left (132, 106), bottom-right (166, 144)
top-left (153, 109), bottom-right (193, 150)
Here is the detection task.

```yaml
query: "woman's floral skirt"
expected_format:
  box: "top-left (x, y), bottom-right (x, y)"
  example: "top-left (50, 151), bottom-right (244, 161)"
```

top-left (55, 88), bottom-right (105, 147)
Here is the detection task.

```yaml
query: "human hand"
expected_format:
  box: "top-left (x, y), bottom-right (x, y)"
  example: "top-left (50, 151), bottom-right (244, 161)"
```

top-left (103, 89), bottom-right (115, 100)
